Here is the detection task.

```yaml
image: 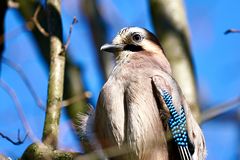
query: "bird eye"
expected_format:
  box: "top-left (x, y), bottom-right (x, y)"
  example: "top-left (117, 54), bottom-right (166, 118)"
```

top-left (132, 33), bottom-right (143, 42)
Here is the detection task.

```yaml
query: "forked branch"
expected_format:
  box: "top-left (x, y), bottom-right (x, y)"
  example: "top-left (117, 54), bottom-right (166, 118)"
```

top-left (0, 129), bottom-right (27, 145)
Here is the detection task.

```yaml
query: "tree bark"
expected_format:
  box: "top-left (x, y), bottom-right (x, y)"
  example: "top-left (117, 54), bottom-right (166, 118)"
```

top-left (150, 0), bottom-right (200, 121)
top-left (22, 143), bottom-right (80, 160)
top-left (41, 0), bottom-right (65, 148)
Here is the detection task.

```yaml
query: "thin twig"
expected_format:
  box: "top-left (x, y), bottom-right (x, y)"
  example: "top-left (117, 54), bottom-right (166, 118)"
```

top-left (63, 16), bottom-right (78, 50)
top-left (0, 129), bottom-right (28, 145)
top-left (0, 79), bottom-right (39, 142)
top-left (202, 96), bottom-right (240, 122)
top-left (31, 5), bottom-right (49, 37)
top-left (75, 134), bottom-right (174, 160)
top-left (0, 5), bottom-right (49, 46)
top-left (0, 23), bottom-right (26, 46)
top-left (62, 91), bottom-right (91, 107)
top-left (2, 57), bottom-right (45, 110)
top-left (224, 29), bottom-right (240, 35)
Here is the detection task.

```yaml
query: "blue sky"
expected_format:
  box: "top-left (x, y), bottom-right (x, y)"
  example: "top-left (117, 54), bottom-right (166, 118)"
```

top-left (0, 0), bottom-right (239, 159)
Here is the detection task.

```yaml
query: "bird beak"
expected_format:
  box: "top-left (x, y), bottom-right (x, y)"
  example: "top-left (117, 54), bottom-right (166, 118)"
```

top-left (100, 43), bottom-right (126, 53)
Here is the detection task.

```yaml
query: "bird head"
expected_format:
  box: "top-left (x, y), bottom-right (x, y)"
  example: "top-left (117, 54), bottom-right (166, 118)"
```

top-left (100, 27), bottom-right (171, 73)
top-left (100, 27), bottom-right (165, 57)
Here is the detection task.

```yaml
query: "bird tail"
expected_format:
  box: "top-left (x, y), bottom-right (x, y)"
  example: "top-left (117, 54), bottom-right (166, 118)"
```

top-left (178, 146), bottom-right (192, 160)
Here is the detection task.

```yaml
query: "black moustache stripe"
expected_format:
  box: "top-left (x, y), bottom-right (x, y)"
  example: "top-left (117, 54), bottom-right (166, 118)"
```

top-left (123, 44), bottom-right (143, 52)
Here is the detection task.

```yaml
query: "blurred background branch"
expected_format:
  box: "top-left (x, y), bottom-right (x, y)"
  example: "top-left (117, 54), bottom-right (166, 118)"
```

top-left (2, 57), bottom-right (45, 110)
top-left (0, 79), bottom-right (37, 142)
top-left (81, 0), bottom-right (114, 79)
top-left (202, 96), bottom-right (240, 122)
top-left (150, 0), bottom-right (200, 121)
top-left (8, 0), bottom-right (20, 8)
top-left (224, 28), bottom-right (240, 34)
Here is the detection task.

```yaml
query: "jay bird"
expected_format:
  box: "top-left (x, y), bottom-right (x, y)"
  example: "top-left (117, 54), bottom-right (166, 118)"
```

top-left (77, 27), bottom-right (206, 160)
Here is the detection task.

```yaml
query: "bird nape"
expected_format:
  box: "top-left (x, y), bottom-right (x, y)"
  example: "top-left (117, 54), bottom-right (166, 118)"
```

top-left (77, 27), bottom-right (206, 160)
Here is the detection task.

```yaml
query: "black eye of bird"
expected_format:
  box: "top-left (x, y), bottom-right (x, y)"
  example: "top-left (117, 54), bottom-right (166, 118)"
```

top-left (132, 33), bottom-right (143, 42)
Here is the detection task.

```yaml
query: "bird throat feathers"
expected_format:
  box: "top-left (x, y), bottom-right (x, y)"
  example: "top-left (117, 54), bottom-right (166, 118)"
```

top-left (115, 46), bottom-right (171, 75)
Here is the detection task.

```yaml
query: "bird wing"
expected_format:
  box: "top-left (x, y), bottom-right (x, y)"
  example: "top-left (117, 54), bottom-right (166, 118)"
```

top-left (151, 75), bottom-right (193, 160)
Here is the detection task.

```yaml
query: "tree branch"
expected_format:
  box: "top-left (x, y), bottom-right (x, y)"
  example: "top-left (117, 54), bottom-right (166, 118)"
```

top-left (22, 143), bottom-right (81, 160)
top-left (2, 57), bottom-right (45, 110)
top-left (17, 1), bottom-right (90, 152)
top-left (62, 91), bottom-right (91, 107)
top-left (0, 79), bottom-right (38, 142)
top-left (8, 0), bottom-right (19, 8)
top-left (31, 5), bottom-right (49, 37)
top-left (150, 0), bottom-right (200, 121)
top-left (0, 129), bottom-right (28, 145)
top-left (81, 0), bottom-right (114, 78)
top-left (201, 97), bottom-right (240, 122)
top-left (41, 0), bottom-right (65, 148)
top-left (63, 16), bottom-right (78, 50)
top-left (0, 154), bottom-right (9, 160)
top-left (224, 28), bottom-right (240, 35)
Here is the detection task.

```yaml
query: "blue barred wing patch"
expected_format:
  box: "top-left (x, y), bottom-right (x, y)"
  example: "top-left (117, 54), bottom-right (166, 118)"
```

top-left (161, 90), bottom-right (188, 147)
